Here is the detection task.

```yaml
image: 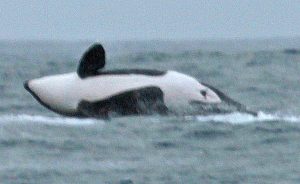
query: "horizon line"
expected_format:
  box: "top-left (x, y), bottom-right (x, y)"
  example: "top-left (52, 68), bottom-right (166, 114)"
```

top-left (0, 35), bottom-right (300, 43)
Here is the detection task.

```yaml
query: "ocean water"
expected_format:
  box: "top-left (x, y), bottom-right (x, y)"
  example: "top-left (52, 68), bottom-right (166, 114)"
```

top-left (1, 39), bottom-right (300, 184)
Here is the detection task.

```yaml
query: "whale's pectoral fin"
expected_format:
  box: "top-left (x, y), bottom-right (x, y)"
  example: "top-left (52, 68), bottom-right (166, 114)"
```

top-left (200, 82), bottom-right (257, 116)
top-left (77, 43), bottom-right (105, 78)
top-left (77, 86), bottom-right (168, 118)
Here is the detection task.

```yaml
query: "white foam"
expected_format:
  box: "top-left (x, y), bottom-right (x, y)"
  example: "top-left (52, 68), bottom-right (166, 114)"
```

top-left (0, 114), bottom-right (101, 126)
top-left (196, 111), bottom-right (300, 124)
top-left (1, 112), bottom-right (299, 126)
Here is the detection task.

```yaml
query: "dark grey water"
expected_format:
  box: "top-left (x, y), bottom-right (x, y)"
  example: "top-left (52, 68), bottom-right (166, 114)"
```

top-left (1, 40), bottom-right (300, 184)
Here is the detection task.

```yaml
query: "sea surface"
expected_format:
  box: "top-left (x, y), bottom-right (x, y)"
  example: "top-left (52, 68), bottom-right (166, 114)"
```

top-left (1, 39), bottom-right (300, 184)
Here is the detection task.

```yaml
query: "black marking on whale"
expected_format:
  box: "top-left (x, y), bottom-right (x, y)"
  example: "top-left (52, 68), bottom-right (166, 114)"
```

top-left (98, 69), bottom-right (166, 76)
top-left (77, 86), bottom-right (168, 118)
top-left (77, 43), bottom-right (106, 78)
top-left (77, 43), bottom-right (166, 78)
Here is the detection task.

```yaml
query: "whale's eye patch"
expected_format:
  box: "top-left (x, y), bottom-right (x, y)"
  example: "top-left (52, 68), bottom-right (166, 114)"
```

top-left (200, 90), bottom-right (207, 97)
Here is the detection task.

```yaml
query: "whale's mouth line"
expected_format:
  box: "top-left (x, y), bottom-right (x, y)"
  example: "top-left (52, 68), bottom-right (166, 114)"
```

top-left (23, 80), bottom-right (83, 117)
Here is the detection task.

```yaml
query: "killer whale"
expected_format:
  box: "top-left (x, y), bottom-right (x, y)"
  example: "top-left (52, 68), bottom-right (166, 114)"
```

top-left (24, 43), bottom-right (256, 118)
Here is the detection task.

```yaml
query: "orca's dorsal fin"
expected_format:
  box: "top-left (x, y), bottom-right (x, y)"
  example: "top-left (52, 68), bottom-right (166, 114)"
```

top-left (77, 43), bottom-right (105, 78)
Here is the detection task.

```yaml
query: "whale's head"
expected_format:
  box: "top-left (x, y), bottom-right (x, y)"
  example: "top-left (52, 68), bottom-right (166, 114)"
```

top-left (24, 73), bottom-right (80, 116)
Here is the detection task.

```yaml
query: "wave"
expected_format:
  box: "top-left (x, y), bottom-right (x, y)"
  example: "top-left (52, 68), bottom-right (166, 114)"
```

top-left (118, 50), bottom-right (225, 62)
top-left (1, 112), bottom-right (300, 126)
top-left (195, 111), bottom-right (300, 124)
top-left (117, 48), bottom-right (300, 63)
top-left (0, 114), bottom-right (100, 126)
top-left (283, 48), bottom-right (300, 55)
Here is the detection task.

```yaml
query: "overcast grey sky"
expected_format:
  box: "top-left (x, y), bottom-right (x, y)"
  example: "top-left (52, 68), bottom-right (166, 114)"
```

top-left (0, 0), bottom-right (299, 41)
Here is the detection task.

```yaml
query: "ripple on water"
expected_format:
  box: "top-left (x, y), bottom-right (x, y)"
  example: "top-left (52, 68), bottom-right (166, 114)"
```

top-left (153, 141), bottom-right (177, 149)
top-left (260, 137), bottom-right (289, 145)
top-left (183, 129), bottom-right (233, 139)
top-left (0, 138), bottom-right (85, 151)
